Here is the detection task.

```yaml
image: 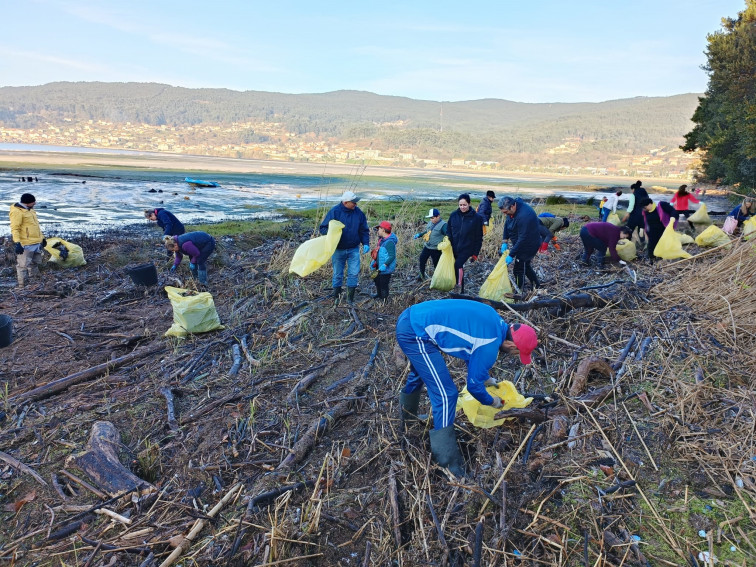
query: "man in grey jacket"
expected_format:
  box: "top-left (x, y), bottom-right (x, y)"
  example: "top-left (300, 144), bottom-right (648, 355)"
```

top-left (413, 208), bottom-right (448, 280)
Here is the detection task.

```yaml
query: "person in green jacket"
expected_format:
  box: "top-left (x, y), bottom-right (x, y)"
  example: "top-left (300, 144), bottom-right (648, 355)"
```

top-left (413, 208), bottom-right (448, 280)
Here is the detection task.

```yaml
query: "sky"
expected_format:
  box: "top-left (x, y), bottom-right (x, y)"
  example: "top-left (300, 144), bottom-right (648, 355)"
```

top-left (0, 0), bottom-right (747, 103)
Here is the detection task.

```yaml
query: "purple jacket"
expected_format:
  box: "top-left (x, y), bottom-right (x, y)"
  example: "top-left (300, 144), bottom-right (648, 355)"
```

top-left (585, 222), bottom-right (623, 262)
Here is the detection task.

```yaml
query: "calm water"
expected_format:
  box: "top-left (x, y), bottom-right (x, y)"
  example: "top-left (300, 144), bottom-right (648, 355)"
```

top-left (0, 146), bottom-right (732, 235)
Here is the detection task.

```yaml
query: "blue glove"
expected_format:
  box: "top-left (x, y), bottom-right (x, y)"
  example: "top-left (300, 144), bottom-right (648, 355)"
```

top-left (189, 263), bottom-right (196, 271)
top-left (505, 255), bottom-right (513, 265)
top-left (170, 265), bottom-right (177, 273)
top-left (362, 244), bottom-right (370, 254)
top-left (500, 243), bottom-right (508, 254)
top-left (379, 264), bottom-right (387, 272)
top-left (413, 233), bottom-right (421, 240)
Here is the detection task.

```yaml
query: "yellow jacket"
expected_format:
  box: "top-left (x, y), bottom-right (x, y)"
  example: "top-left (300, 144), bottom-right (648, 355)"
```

top-left (9, 203), bottom-right (43, 246)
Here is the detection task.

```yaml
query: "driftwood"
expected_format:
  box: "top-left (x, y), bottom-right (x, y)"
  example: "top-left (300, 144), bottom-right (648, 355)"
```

top-left (71, 421), bottom-right (155, 497)
top-left (612, 333), bottom-right (637, 370)
top-left (569, 357), bottom-right (614, 397)
top-left (495, 384), bottom-right (615, 423)
top-left (240, 334), bottom-right (261, 367)
top-left (228, 344), bottom-right (242, 376)
top-left (9, 346), bottom-right (165, 405)
top-left (287, 350), bottom-right (350, 403)
top-left (0, 450), bottom-right (48, 486)
top-left (450, 291), bottom-right (612, 315)
top-left (278, 400), bottom-right (353, 470)
top-left (388, 464), bottom-right (402, 548)
top-left (159, 387), bottom-right (179, 431)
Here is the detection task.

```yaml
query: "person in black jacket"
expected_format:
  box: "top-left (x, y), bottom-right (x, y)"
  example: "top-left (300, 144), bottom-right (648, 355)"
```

top-left (621, 181), bottom-right (649, 248)
top-left (499, 196), bottom-right (542, 291)
top-left (447, 193), bottom-right (484, 294)
top-left (476, 190), bottom-right (496, 226)
top-left (145, 208), bottom-right (185, 236)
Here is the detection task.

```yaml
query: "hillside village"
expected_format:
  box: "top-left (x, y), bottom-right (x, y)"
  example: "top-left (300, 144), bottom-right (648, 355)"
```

top-left (0, 118), bottom-right (699, 179)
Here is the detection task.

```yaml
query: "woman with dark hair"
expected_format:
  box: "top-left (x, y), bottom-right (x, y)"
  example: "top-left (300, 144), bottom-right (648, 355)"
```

top-left (670, 185), bottom-right (701, 218)
top-left (447, 193), bottom-right (484, 294)
top-left (621, 181), bottom-right (650, 247)
top-left (601, 190), bottom-right (622, 222)
top-left (639, 198), bottom-right (679, 263)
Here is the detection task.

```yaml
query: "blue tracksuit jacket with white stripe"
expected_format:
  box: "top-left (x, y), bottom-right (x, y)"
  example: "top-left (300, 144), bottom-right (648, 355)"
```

top-left (407, 299), bottom-right (509, 405)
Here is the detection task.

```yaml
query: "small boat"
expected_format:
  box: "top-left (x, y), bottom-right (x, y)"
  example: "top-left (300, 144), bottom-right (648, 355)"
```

top-left (184, 177), bottom-right (219, 188)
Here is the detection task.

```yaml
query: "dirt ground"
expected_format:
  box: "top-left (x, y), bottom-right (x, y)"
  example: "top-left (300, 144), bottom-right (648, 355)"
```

top-left (0, 220), bottom-right (754, 567)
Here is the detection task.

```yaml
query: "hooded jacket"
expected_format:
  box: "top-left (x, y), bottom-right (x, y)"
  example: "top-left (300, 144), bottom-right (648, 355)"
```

top-left (372, 232), bottom-right (398, 274)
top-left (477, 198), bottom-right (493, 224)
top-left (502, 198), bottom-right (541, 259)
top-left (173, 231), bottom-right (215, 266)
top-left (9, 203), bottom-right (43, 246)
top-left (447, 207), bottom-right (484, 258)
top-left (153, 208), bottom-right (185, 236)
top-left (319, 203), bottom-right (370, 250)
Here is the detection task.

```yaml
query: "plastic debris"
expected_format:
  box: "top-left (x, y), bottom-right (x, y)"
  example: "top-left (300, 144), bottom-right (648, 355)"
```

top-left (698, 529), bottom-right (707, 538)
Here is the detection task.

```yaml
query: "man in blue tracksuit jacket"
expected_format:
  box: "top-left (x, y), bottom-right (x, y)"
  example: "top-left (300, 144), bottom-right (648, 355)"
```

top-left (319, 190), bottom-right (371, 303)
top-left (397, 299), bottom-right (538, 476)
top-left (145, 208), bottom-right (185, 236)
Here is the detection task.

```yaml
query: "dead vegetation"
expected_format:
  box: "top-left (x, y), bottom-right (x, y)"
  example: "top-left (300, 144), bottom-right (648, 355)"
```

top-left (0, 222), bottom-right (755, 567)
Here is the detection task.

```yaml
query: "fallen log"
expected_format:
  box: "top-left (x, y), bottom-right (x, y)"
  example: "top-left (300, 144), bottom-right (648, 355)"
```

top-left (278, 400), bottom-right (352, 470)
top-left (287, 351), bottom-right (350, 403)
top-left (450, 291), bottom-right (611, 315)
top-left (569, 357), bottom-right (614, 397)
top-left (70, 421), bottom-right (156, 497)
top-left (9, 346), bottom-right (165, 404)
top-left (495, 384), bottom-right (615, 423)
top-left (0, 450), bottom-right (48, 486)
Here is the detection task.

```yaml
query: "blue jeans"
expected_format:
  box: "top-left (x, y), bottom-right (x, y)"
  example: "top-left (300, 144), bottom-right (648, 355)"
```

top-left (601, 207), bottom-right (611, 222)
top-left (396, 310), bottom-right (458, 430)
top-left (331, 246), bottom-right (360, 288)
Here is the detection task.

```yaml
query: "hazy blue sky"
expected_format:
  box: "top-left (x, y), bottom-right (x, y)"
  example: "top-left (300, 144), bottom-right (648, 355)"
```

top-left (1, 0), bottom-right (746, 103)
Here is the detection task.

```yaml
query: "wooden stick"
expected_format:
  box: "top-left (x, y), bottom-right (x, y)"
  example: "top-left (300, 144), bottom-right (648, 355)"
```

top-left (94, 508), bottom-right (132, 525)
top-left (361, 540), bottom-right (372, 567)
top-left (240, 334), bottom-right (261, 367)
top-left (426, 492), bottom-right (448, 550)
top-left (621, 402), bottom-right (658, 471)
top-left (472, 518), bottom-right (484, 567)
top-left (9, 346), bottom-right (164, 404)
top-left (500, 481), bottom-right (508, 539)
top-left (228, 343), bottom-right (242, 376)
top-left (159, 387), bottom-right (179, 431)
top-left (0, 450), bottom-right (48, 486)
top-left (479, 424), bottom-right (536, 515)
top-left (158, 482), bottom-right (243, 567)
top-left (388, 464), bottom-right (402, 548)
top-left (58, 469), bottom-right (107, 499)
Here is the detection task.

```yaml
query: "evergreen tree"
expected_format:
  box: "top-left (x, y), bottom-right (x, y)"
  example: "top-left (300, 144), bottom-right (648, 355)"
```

top-left (682, 1), bottom-right (756, 191)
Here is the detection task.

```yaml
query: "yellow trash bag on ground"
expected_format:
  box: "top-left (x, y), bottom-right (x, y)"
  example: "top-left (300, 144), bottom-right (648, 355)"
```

top-left (164, 286), bottom-right (225, 337)
top-left (654, 223), bottom-right (691, 260)
top-left (742, 217), bottom-right (756, 240)
top-left (44, 237), bottom-right (86, 267)
top-left (607, 239), bottom-right (637, 261)
top-left (479, 253), bottom-right (513, 303)
top-left (457, 381), bottom-right (533, 429)
top-left (687, 204), bottom-right (712, 226)
top-left (607, 213), bottom-right (621, 226)
top-left (289, 220), bottom-right (345, 277)
top-left (695, 225), bottom-right (731, 248)
top-left (677, 232), bottom-right (695, 245)
top-left (430, 237), bottom-right (456, 291)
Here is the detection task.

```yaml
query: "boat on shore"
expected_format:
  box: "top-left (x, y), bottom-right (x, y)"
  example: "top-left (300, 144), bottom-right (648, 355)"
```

top-left (185, 177), bottom-right (219, 187)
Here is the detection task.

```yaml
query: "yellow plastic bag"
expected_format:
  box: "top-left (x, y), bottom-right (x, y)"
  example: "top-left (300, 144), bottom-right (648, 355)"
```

top-left (743, 217), bottom-right (756, 240)
top-left (457, 381), bottom-right (533, 429)
top-left (289, 220), bottom-right (345, 277)
top-left (479, 253), bottom-right (513, 303)
top-left (164, 286), bottom-right (225, 337)
top-left (695, 225), bottom-right (731, 248)
top-left (677, 233), bottom-right (695, 245)
top-left (607, 212), bottom-right (621, 226)
top-left (654, 223), bottom-right (692, 260)
top-left (44, 237), bottom-right (86, 267)
top-left (430, 237), bottom-right (456, 291)
top-left (687, 204), bottom-right (712, 226)
top-left (607, 239), bottom-right (637, 261)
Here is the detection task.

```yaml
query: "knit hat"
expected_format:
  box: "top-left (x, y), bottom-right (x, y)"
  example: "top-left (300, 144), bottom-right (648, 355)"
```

top-left (20, 193), bottom-right (35, 204)
top-left (562, 218), bottom-right (570, 228)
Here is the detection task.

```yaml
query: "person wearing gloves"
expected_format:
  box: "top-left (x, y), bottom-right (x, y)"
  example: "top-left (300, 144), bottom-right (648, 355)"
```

top-left (413, 208), bottom-right (447, 280)
top-left (370, 221), bottom-right (398, 301)
top-left (639, 198), bottom-right (680, 263)
top-left (498, 196), bottom-right (542, 291)
top-left (621, 181), bottom-right (649, 248)
top-left (165, 231), bottom-right (216, 284)
top-left (537, 213), bottom-right (570, 253)
top-left (9, 193), bottom-right (45, 288)
top-left (397, 299), bottom-right (538, 477)
top-left (319, 190), bottom-right (370, 303)
top-left (580, 222), bottom-right (632, 267)
top-left (600, 190), bottom-right (622, 222)
top-left (144, 208), bottom-right (185, 236)
top-left (476, 190), bottom-right (496, 226)
top-left (447, 194), bottom-right (484, 294)
top-left (728, 197), bottom-right (756, 227)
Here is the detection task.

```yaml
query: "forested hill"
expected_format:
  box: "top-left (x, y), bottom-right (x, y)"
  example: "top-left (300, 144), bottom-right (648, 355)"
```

top-left (0, 82), bottom-right (700, 164)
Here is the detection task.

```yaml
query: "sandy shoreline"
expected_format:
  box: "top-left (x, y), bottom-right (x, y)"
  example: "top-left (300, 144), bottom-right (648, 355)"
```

top-left (0, 148), bottom-right (681, 187)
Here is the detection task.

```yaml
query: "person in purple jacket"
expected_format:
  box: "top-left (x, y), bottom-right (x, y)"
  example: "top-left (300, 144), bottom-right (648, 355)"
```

top-left (164, 231), bottom-right (216, 284)
top-left (580, 222), bottom-right (632, 267)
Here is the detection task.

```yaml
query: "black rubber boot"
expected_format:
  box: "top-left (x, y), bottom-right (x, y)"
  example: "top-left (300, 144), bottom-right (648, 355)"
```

top-left (332, 286), bottom-right (342, 299)
top-left (429, 426), bottom-right (466, 477)
top-left (346, 286), bottom-right (356, 304)
top-left (594, 254), bottom-right (605, 268)
top-left (399, 391), bottom-right (421, 422)
top-left (580, 252), bottom-right (591, 266)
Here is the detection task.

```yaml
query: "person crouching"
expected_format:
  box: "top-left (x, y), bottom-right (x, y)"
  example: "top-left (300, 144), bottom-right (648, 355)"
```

top-left (164, 231), bottom-right (216, 284)
top-left (370, 221), bottom-right (398, 301)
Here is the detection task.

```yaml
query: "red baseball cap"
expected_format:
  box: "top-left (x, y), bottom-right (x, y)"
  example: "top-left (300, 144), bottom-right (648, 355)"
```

top-left (511, 323), bottom-right (538, 364)
top-left (375, 221), bottom-right (392, 231)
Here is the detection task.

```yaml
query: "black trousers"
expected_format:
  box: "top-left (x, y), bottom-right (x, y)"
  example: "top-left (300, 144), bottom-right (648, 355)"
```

top-left (374, 273), bottom-right (392, 298)
top-left (418, 247), bottom-right (442, 276)
top-left (647, 231), bottom-right (662, 263)
top-left (512, 255), bottom-right (539, 290)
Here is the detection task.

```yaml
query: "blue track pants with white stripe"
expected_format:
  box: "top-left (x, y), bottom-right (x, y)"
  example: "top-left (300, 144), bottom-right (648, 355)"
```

top-left (396, 310), bottom-right (458, 430)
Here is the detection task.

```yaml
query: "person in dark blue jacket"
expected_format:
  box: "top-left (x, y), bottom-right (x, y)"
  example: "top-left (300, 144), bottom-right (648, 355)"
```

top-left (728, 197), bottom-right (756, 227)
top-left (447, 194), bottom-right (484, 294)
top-left (319, 190), bottom-right (371, 303)
top-left (145, 208), bottom-right (185, 236)
top-left (476, 190), bottom-right (496, 225)
top-left (498, 196), bottom-right (542, 291)
top-left (397, 299), bottom-right (538, 476)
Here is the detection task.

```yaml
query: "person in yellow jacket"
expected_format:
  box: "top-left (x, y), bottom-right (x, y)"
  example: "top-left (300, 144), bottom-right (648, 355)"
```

top-left (9, 193), bottom-right (45, 287)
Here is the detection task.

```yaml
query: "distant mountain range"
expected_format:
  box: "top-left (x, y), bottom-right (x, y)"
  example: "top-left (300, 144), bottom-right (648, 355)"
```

top-left (0, 82), bottom-right (701, 173)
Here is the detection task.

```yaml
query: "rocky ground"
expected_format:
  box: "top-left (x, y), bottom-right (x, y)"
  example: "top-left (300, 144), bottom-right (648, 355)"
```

top-left (0, 218), bottom-right (754, 567)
